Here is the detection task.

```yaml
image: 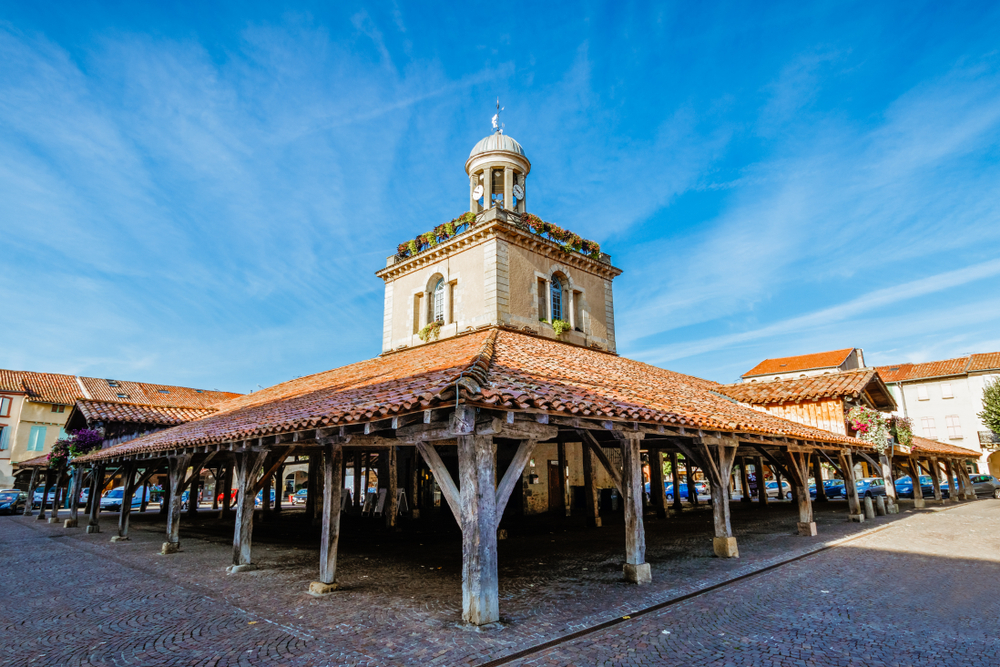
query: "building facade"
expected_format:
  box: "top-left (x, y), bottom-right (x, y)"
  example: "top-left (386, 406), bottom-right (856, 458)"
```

top-left (741, 348), bottom-right (865, 383)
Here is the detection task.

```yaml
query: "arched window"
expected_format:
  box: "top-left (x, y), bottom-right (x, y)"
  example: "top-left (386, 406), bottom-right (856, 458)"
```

top-left (551, 277), bottom-right (563, 321)
top-left (431, 278), bottom-right (445, 323)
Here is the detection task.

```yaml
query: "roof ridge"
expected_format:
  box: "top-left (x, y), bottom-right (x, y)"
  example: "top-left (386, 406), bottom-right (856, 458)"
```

top-left (76, 398), bottom-right (219, 412)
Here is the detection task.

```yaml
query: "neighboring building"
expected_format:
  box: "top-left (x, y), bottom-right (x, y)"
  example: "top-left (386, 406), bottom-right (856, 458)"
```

top-left (741, 348), bottom-right (865, 383)
top-left (0, 369), bottom-right (240, 487)
top-left (876, 353), bottom-right (1000, 477)
top-left (719, 369), bottom-right (896, 436)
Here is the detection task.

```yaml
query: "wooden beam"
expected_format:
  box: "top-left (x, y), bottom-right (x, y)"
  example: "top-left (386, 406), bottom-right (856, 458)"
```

top-left (495, 439), bottom-right (536, 525)
top-left (414, 442), bottom-right (461, 524)
top-left (577, 429), bottom-right (623, 494)
top-left (253, 447), bottom-right (295, 494)
top-left (458, 434), bottom-right (500, 624)
top-left (318, 442), bottom-right (344, 586)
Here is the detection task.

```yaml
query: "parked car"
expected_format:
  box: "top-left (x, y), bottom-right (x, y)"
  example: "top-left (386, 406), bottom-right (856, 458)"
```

top-left (291, 489), bottom-right (308, 505)
top-left (968, 474), bottom-right (1000, 498)
top-left (765, 480), bottom-right (792, 498)
top-left (254, 489), bottom-right (276, 507)
top-left (855, 477), bottom-right (888, 498)
top-left (32, 488), bottom-right (58, 509)
top-left (895, 475), bottom-right (937, 499)
top-left (810, 479), bottom-right (846, 499)
top-left (0, 490), bottom-right (27, 515)
top-left (661, 482), bottom-right (708, 500)
top-left (100, 487), bottom-right (142, 512)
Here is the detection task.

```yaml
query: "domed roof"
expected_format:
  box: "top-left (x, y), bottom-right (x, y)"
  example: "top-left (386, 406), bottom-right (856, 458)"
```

top-left (469, 132), bottom-right (526, 159)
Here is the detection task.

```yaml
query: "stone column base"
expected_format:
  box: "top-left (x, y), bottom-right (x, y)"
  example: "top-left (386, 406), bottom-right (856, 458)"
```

top-left (110, 535), bottom-right (130, 542)
top-left (849, 513), bottom-right (864, 523)
top-left (797, 521), bottom-right (818, 536)
top-left (875, 497), bottom-right (886, 516)
top-left (226, 563), bottom-right (256, 575)
top-left (161, 541), bottom-right (180, 554)
top-left (623, 562), bottom-right (652, 584)
top-left (713, 536), bottom-right (739, 558)
top-left (85, 524), bottom-right (100, 533)
top-left (309, 581), bottom-right (338, 595)
top-left (36, 514), bottom-right (47, 521)
top-left (887, 503), bottom-right (899, 514)
top-left (47, 517), bottom-right (62, 524)
top-left (63, 519), bottom-right (78, 528)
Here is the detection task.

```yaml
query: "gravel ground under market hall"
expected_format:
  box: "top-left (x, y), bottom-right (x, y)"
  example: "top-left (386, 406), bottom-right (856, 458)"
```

top-left (1, 498), bottom-right (998, 666)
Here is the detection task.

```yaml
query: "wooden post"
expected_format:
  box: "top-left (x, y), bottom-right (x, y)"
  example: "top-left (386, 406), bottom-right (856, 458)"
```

top-left (774, 469), bottom-right (785, 500)
top-left (944, 460), bottom-right (957, 501)
top-left (66, 466), bottom-right (82, 527)
top-left (928, 457), bottom-right (943, 502)
top-left (221, 462), bottom-right (234, 517)
top-left (960, 463), bottom-right (976, 500)
top-left (211, 467), bottom-right (221, 510)
top-left (708, 442), bottom-right (739, 557)
top-left (23, 468), bottom-right (39, 518)
top-left (837, 451), bottom-right (863, 522)
top-left (353, 452), bottom-right (362, 509)
top-left (310, 442), bottom-right (344, 594)
top-left (879, 453), bottom-right (898, 511)
top-left (162, 455), bottom-right (190, 554)
top-left (48, 464), bottom-right (66, 523)
top-left (754, 456), bottom-right (768, 506)
top-left (582, 438), bottom-right (601, 527)
top-left (812, 455), bottom-right (828, 503)
top-left (261, 455), bottom-right (272, 523)
top-left (458, 434), bottom-right (500, 624)
top-left (557, 442), bottom-right (570, 516)
top-left (685, 456), bottom-right (698, 505)
top-left (386, 445), bottom-right (399, 529)
top-left (668, 452), bottom-right (681, 512)
top-left (908, 457), bottom-right (926, 508)
top-left (617, 432), bottom-right (651, 584)
top-left (37, 469), bottom-right (53, 520)
top-left (312, 453), bottom-right (325, 526)
top-left (785, 451), bottom-right (816, 536)
top-left (86, 465), bottom-right (104, 533)
top-left (305, 455), bottom-right (318, 519)
top-left (274, 465), bottom-right (285, 513)
top-left (187, 468), bottom-right (201, 517)
top-left (739, 457), bottom-right (751, 504)
top-left (231, 449), bottom-right (267, 569)
top-left (649, 448), bottom-right (667, 519)
top-left (362, 451), bottom-right (371, 503)
top-left (113, 462), bottom-right (136, 541)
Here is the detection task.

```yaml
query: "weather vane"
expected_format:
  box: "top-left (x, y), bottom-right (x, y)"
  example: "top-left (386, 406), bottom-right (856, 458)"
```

top-left (491, 98), bottom-right (504, 134)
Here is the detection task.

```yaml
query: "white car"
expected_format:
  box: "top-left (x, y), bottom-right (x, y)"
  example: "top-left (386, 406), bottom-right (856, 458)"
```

top-left (765, 480), bottom-right (792, 498)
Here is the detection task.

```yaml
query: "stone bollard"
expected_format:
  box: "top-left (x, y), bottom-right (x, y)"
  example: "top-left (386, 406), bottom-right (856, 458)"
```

top-left (863, 496), bottom-right (875, 520)
top-left (875, 496), bottom-right (886, 516)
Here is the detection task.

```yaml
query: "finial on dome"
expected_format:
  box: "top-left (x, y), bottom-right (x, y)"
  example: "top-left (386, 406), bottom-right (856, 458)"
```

top-left (491, 98), bottom-right (504, 134)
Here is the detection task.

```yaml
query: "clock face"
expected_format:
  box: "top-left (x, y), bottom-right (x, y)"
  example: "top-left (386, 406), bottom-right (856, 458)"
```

top-left (513, 184), bottom-right (524, 199)
top-left (473, 184), bottom-right (484, 199)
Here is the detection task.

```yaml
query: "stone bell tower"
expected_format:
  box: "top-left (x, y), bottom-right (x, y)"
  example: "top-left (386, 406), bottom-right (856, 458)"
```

top-left (376, 112), bottom-right (621, 354)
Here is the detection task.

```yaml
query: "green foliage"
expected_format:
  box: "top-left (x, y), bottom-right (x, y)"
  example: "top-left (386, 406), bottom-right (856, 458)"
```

top-left (889, 415), bottom-right (913, 448)
top-left (552, 319), bottom-right (572, 336)
top-left (846, 405), bottom-right (890, 453)
top-left (979, 378), bottom-right (1000, 437)
top-left (418, 321), bottom-right (443, 342)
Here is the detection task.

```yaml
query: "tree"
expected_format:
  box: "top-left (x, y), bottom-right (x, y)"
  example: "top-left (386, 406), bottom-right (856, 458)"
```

top-left (979, 378), bottom-right (1000, 437)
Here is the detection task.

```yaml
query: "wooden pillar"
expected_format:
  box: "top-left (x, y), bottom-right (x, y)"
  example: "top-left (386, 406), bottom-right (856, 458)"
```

top-left (114, 462), bottom-right (136, 541)
top-left (163, 456), bottom-right (190, 554)
top-left (879, 454), bottom-right (898, 510)
top-left (24, 468), bottom-right (39, 518)
top-left (231, 450), bottom-right (267, 569)
top-left (617, 432), bottom-right (651, 584)
top-left (37, 469), bottom-right (53, 520)
top-left (706, 440), bottom-right (739, 557)
top-left (785, 451), bottom-right (817, 536)
top-left (48, 464), bottom-right (65, 523)
top-left (582, 439), bottom-right (601, 528)
top-left (908, 457), bottom-right (926, 508)
top-left (221, 462), bottom-right (234, 517)
top-left (557, 442), bottom-right (569, 516)
top-left (211, 467), bottom-right (221, 510)
top-left (187, 468), bottom-right (201, 517)
top-left (754, 456), bottom-right (768, 505)
top-left (305, 454), bottom-right (318, 518)
top-left (86, 465), bottom-right (104, 533)
top-left (774, 469), bottom-right (785, 500)
top-left (353, 452), bottom-right (362, 509)
top-left (275, 465), bottom-right (285, 513)
top-left (685, 456), bottom-right (698, 505)
top-left (812, 455), bottom-right (828, 503)
top-left (310, 441), bottom-right (344, 594)
top-left (386, 445), bottom-right (399, 529)
top-left (408, 451), bottom-right (419, 517)
top-left (458, 434), bottom-right (500, 624)
top-left (960, 463), bottom-right (976, 500)
top-left (739, 457), bottom-right (751, 504)
top-left (66, 466), bottom-right (83, 526)
top-left (140, 475), bottom-right (150, 513)
top-left (944, 460), bottom-right (958, 501)
top-left (670, 452), bottom-right (682, 511)
top-left (649, 449), bottom-right (667, 519)
top-left (928, 458), bottom-right (943, 502)
top-left (261, 456), bottom-right (272, 523)
top-left (837, 451), bottom-right (863, 521)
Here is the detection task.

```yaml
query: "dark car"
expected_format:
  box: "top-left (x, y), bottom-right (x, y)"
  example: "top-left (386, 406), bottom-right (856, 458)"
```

top-left (969, 474), bottom-right (1000, 498)
top-left (0, 491), bottom-right (27, 515)
top-left (855, 477), bottom-right (888, 498)
top-left (810, 479), bottom-right (846, 498)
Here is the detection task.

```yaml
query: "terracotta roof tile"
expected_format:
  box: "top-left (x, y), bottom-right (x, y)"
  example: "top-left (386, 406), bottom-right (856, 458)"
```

top-left (75, 400), bottom-right (217, 426)
top-left (909, 435), bottom-right (980, 458)
top-left (12, 454), bottom-right (51, 468)
top-left (80, 329), bottom-right (873, 463)
top-left (874, 357), bottom-right (970, 382)
top-left (716, 370), bottom-right (891, 407)
top-left (743, 348), bottom-right (855, 378)
top-left (968, 352), bottom-right (1000, 373)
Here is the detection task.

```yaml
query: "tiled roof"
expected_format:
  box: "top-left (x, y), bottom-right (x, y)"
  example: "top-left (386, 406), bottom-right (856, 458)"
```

top-left (75, 400), bottom-right (217, 426)
top-left (968, 352), bottom-right (1000, 373)
top-left (909, 435), bottom-right (980, 458)
top-left (0, 368), bottom-right (240, 407)
top-left (716, 370), bottom-right (893, 408)
top-left (12, 454), bottom-right (51, 469)
top-left (79, 329), bottom-right (873, 463)
top-left (875, 357), bottom-right (969, 382)
top-left (743, 348), bottom-right (854, 378)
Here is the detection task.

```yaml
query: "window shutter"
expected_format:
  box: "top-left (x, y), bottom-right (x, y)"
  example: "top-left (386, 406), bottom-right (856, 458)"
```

top-left (0, 427), bottom-right (8, 451)
top-left (29, 425), bottom-right (48, 452)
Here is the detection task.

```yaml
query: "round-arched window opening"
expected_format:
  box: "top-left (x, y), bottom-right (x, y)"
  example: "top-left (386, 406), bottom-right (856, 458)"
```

top-left (432, 278), bottom-right (446, 323)
top-left (551, 277), bottom-right (564, 322)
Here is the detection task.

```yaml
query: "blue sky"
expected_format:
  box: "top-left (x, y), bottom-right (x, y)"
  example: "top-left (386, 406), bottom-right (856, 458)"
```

top-left (2, 1), bottom-right (999, 393)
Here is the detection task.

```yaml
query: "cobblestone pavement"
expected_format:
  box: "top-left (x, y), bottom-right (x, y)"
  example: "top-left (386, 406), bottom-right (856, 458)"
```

top-left (0, 498), bottom-right (995, 666)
